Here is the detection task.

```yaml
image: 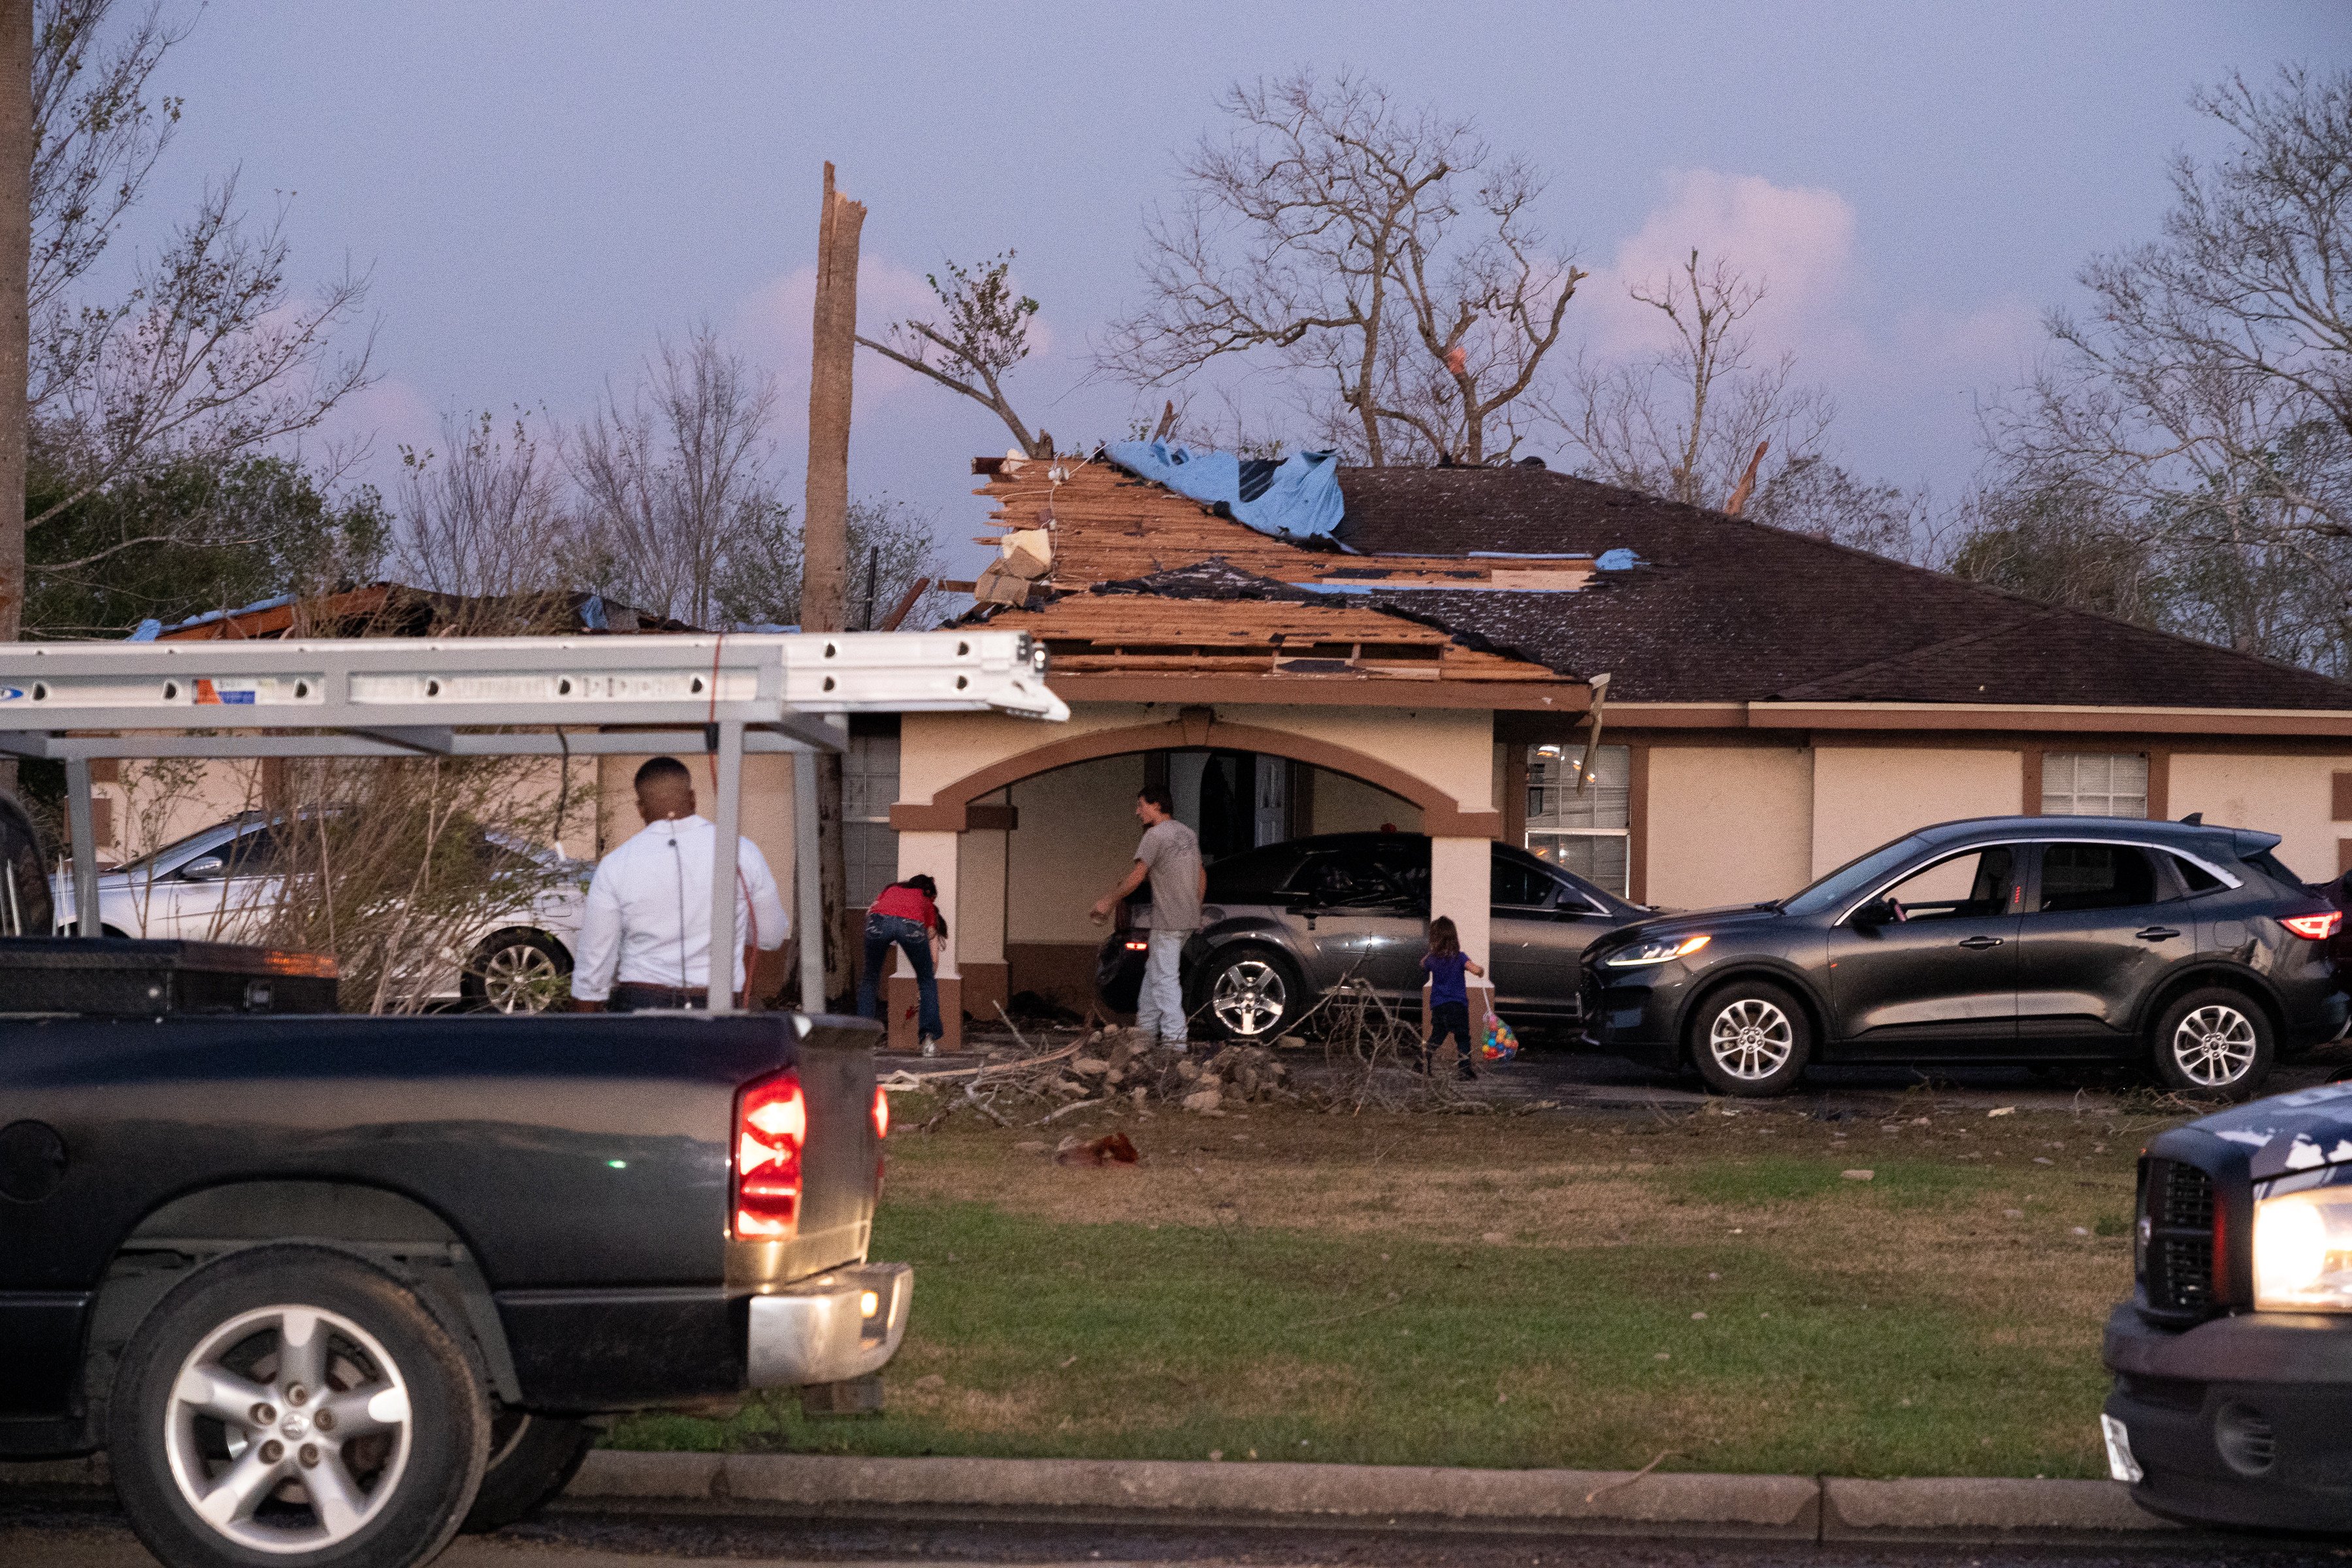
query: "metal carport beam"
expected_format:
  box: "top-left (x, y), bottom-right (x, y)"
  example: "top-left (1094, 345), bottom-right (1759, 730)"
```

top-left (0, 630), bottom-right (1065, 1014)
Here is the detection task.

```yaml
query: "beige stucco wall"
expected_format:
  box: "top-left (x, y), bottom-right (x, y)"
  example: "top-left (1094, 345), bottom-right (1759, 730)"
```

top-left (1313, 770), bottom-right (1422, 834)
top-left (1809, 745), bottom-right (2024, 877)
top-left (1647, 744), bottom-right (1814, 910)
top-left (1004, 755), bottom-right (1148, 945)
top-left (2171, 752), bottom-right (2352, 885)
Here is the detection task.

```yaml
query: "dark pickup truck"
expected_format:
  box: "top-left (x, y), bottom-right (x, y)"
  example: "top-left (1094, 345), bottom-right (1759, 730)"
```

top-left (2103, 1081), bottom-right (2352, 1532)
top-left (0, 1005), bottom-right (904, 1567)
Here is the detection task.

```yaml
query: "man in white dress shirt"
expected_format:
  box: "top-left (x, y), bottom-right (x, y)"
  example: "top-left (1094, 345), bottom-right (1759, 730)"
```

top-left (570, 757), bottom-right (790, 1011)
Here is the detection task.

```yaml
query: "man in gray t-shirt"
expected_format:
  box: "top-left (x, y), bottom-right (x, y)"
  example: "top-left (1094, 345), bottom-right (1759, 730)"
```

top-left (1089, 787), bottom-right (1205, 1047)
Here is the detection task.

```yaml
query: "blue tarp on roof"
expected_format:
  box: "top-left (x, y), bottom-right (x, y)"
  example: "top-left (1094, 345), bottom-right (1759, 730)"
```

top-left (1106, 440), bottom-right (1345, 542)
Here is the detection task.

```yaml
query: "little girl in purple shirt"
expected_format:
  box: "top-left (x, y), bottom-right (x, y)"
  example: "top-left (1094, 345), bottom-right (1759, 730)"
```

top-left (1420, 915), bottom-right (1487, 1079)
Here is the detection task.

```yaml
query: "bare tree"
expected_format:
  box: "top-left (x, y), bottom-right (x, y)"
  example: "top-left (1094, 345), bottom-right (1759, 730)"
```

top-left (570, 329), bottom-right (786, 629)
top-left (1554, 250), bottom-right (1835, 509)
top-left (392, 410), bottom-right (570, 604)
top-left (714, 494), bottom-right (947, 632)
top-left (1102, 71), bottom-right (1580, 465)
top-left (1984, 66), bottom-right (2352, 666)
top-left (857, 253), bottom-right (1053, 458)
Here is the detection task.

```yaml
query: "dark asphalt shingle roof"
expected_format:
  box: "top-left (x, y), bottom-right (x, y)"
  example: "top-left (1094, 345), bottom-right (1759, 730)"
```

top-left (1324, 466), bottom-right (2352, 710)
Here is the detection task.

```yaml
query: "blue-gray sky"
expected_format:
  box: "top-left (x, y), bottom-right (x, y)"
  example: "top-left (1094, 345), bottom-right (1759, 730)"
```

top-left (119, 1), bottom-right (2347, 576)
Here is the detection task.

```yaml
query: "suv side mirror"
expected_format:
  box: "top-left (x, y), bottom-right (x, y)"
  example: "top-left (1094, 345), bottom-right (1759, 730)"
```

top-left (179, 855), bottom-right (227, 881)
top-left (1851, 897), bottom-right (1895, 927)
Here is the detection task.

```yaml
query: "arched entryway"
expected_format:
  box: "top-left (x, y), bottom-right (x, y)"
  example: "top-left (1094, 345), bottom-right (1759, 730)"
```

top-left (877, 711), bottom-right (1500, 1049)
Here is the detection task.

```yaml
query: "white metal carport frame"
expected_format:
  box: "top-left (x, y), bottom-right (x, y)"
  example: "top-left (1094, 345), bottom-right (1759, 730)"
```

top-left (0, 630), bottom-right (1066, 1014)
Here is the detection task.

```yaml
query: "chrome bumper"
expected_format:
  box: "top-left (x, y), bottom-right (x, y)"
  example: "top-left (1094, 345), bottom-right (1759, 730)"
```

top-left (745, 1262), bottom-right (913, 1388)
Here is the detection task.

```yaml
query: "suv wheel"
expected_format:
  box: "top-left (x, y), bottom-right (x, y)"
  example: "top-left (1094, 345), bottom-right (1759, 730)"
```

top-left (463, 931), bottom-right (570, 1014)
top-left (2151, 987), bottom-right (2274, 1100)
top-left (111, 1245), bottom-right (491, 1568)
top-left (1193, 948), bottom-right (1303, 1041)
top-left (1690, 981), bottom-right (1812, 1097)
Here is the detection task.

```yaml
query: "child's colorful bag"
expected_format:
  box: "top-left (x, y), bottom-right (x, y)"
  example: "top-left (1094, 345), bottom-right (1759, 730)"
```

top-left (1480, 1010), bottom-right (1519, 1061)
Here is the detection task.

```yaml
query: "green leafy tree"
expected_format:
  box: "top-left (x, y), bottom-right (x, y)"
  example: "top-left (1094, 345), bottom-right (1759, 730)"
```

top-left (24, 451), bottom-right (385, 636)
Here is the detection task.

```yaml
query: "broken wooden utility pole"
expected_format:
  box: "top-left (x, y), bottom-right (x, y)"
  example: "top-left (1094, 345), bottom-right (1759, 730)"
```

top-left (804, 161), bottom-right (865, 1008)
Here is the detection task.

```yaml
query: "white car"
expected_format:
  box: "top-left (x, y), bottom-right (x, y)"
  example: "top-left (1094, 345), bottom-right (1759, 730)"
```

top-left (52, 812), bottom-right (589, 1012)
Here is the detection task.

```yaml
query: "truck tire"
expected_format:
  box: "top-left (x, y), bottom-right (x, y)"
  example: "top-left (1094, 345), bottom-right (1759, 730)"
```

top-left (1688, 980), bottom-right (1812, 1098)
top-left (110, 1244), bottom-right (491, 1568)
top-left (461, 1412), bottom-right (596, 1533)
top-left (2150, 987), bottom-right (2274, 1101)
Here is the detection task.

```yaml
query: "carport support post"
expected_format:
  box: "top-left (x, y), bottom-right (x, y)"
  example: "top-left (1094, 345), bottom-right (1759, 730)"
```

top-left (707, 721), bottom-right (744, 1013)
top-left (792, 747), bottom-right (823, 1015)
top-left (64, 757), bottom-right (97, 937)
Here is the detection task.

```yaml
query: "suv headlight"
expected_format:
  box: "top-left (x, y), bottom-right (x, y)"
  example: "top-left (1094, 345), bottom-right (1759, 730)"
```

top-left (1604, 933), bottom-right (1711, 967)
top-left (2255, 1182), bottom-right (2352, 1311)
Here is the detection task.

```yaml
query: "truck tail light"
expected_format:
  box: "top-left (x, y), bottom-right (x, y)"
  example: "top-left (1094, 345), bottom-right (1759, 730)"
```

top-left (872, 1083), bottom-right (890, 1140)
top-left (2281, 911), bottom-right (2342, 940)
top-left (734, 1070), bottom-right (804, 1239)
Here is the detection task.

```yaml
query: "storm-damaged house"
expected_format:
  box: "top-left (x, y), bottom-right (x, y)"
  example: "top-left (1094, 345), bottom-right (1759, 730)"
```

top-left (867, 442), bottom-right (2352, 1046)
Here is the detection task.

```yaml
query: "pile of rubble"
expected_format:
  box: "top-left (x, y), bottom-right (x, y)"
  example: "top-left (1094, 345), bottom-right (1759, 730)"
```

top-left (901, 1022), bottom-right (1299, 1125)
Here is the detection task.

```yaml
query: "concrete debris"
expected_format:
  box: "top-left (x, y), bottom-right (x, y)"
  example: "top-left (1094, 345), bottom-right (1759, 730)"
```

top-left (927, 1022), bottom-right (1296, 1128)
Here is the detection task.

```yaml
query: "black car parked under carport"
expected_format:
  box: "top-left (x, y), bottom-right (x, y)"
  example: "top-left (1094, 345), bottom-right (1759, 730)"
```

top-left (1580, 815), bottom-right (2346, 1100)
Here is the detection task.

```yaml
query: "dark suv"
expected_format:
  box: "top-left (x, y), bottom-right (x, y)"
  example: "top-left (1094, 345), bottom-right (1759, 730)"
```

top-left (1580, 816), bottom-right (2345, 1099)
top-left (1096, 832), bottom-right (1644, 1040)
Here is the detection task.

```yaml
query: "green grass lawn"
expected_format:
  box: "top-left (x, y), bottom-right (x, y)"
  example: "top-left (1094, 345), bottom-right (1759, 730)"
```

top-left (613, 1088), bottom-right (2172, 1479)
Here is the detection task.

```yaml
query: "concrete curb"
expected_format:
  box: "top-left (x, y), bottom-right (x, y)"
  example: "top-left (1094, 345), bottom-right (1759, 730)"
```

top-left (563, 1452), bottom-right (2176, 1543)
top-left (0, 1450), bottom-right (2181, 1543)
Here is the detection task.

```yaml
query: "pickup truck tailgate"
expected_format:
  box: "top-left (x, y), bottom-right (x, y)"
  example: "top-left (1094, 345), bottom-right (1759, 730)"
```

top-left (726, 1014), bottom-right (883, 1290)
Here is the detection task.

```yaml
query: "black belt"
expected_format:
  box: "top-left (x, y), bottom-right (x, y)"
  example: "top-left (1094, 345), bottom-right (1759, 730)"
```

top-left (612, 981), bottom-right (710, 1007)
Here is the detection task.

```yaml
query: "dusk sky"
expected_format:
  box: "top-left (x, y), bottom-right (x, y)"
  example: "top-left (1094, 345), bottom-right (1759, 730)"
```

top-left (116, 1), bottom-right (2348, 581)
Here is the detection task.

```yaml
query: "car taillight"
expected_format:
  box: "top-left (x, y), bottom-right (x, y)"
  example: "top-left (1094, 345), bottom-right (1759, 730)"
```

top-left (1122, 938), bottom-right (1148, 952)
top-left (2282, 911), bottom-right (2342, 940)
top-left (734, 1070), bottom-right (804, 1239)
top-left (872, 1083), bottom-right (890, 1141)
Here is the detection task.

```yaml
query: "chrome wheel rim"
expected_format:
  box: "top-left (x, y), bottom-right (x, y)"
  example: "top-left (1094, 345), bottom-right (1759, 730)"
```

top-left (1708, 998), bottom-right (1793, 1081)
top-left (1210, 960), bottom-right (1287, 1037)
top-left (2172, 1004), bottom-right (2257, 1088)
top-left (480, 943), bottom-right (561, 1013)
top-left (163, 1303), bottom-right (413, 1554)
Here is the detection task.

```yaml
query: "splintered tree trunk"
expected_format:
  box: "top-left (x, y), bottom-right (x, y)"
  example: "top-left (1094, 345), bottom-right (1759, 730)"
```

top-left (804, 162), bottom-right (864, 1005)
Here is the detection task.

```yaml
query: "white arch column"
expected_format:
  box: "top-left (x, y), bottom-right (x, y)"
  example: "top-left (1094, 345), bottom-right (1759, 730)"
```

top-left (1429, 835), bottom-right (1494, 1045)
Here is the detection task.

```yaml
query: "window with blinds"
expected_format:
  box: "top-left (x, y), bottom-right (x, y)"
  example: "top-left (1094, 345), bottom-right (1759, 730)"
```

top-left (1525, 742), bottom-right (1631, 895)
top-left (2042, 753), bottom-right (2148, 819)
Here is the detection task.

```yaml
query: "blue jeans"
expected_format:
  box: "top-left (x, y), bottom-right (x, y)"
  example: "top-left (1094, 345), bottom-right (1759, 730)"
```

top-left (858, 913), bottom-right (941, 1041)
top-left (1135, 928), bottom-right (1188, 1045)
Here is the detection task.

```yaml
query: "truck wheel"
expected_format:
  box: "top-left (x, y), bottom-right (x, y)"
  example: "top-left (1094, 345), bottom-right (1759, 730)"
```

top-left (2151, 987), bottom-right (2274, 1100)
top-left (462, 930), bottom-right (570, 1014)
top-left (461, 1412), bottom-right (596, 1532)
top-left (1690, 981), bottom-right (1812, 1098)
top-left (110, 1245), bottom-right (491, 1568)
top-left (1191, 947), bottom-right (1303, 1041)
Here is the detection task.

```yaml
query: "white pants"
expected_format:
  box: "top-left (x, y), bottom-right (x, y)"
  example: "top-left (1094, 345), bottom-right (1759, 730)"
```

top-left (1135, 928), bottom-right (1188, 1044)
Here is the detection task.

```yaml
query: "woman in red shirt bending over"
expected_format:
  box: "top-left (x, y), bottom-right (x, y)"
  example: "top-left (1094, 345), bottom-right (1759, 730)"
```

top-left (858, 874), bottom-right (949, 1053)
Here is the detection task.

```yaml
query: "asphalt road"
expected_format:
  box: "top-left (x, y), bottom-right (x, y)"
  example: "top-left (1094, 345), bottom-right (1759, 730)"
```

top-left (4, 1502), bottom-right (2347, 1568)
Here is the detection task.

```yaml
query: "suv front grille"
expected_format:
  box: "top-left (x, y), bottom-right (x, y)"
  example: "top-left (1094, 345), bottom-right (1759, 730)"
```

top-left (2142, 1158), bottom-right (2220, 1320)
